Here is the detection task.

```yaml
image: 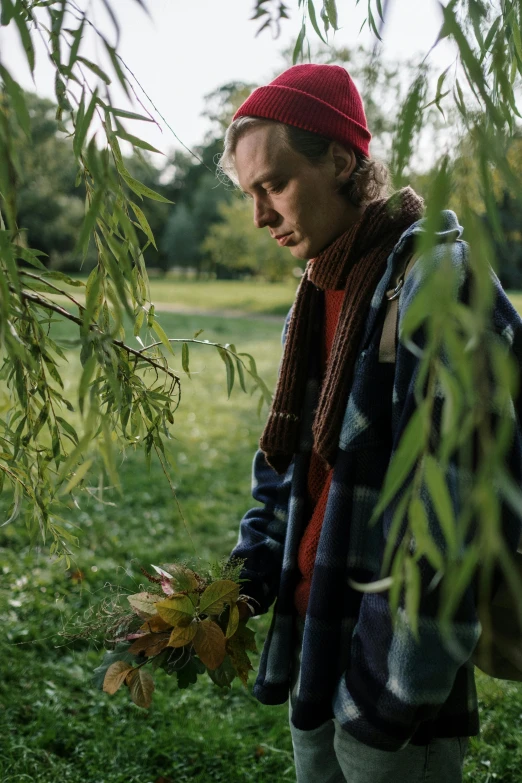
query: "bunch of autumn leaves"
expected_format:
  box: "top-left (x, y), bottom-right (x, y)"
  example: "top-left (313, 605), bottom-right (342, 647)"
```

top-left (100, 564), bottom-right (257, 708)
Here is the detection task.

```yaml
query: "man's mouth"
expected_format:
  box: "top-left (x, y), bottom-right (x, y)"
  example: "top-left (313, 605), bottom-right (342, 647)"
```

top-left (273, 233), bottom-right (292, 247)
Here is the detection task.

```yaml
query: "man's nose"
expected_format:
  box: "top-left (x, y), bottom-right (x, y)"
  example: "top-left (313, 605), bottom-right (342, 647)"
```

top-left (253, 196), bottom-right (277, 229)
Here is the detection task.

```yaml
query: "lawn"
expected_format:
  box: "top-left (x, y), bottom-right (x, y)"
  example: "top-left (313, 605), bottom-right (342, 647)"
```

top-left (1, 292), bottom-right (522, 782)
top-left (147, 278), bottom-right (299, 316)
top-left (50, 276), bottom-right (299, 317)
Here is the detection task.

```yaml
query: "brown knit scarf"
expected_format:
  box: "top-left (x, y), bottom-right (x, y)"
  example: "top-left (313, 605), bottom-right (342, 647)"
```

top-left (260, 187), bottom-right (424, 474)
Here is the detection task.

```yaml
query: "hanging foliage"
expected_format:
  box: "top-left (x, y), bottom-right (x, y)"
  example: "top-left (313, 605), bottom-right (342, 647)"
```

top-left (0, 0), bottom-right (270, 563)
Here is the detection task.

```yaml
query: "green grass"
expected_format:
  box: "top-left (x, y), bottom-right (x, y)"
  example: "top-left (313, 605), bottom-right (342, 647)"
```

top-left (0, 311), bottom-right (293, 783)
top-left (2, 300), bottom-right (522, 781)
top-left (147, 278), bottom-right (299, 316)
top-left (51, 276), bottom-right (299, 317)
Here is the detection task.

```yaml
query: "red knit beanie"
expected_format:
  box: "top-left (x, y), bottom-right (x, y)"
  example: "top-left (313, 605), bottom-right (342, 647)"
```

top-left (233, 64), bottom-right (371, 157)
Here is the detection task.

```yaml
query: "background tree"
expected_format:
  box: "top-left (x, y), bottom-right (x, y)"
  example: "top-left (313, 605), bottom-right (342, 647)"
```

top-left (203, 197), bottom-right (300, 281)
top-left (12, 93), bottom-right (92, 270)
top-left (160, 83), bottom-right (254, 277)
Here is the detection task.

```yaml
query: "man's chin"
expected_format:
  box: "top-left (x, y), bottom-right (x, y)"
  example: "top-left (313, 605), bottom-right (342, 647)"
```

top-left (287, 242), bottom-right (311, 261)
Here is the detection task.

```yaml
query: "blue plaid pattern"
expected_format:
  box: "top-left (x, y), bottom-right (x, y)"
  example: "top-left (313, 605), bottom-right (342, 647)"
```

top-left (231, 211), bottom-right (522, 750)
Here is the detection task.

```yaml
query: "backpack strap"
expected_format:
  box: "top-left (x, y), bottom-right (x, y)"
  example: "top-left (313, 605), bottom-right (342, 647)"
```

top-left (379, 253), bottom-right (419, 363)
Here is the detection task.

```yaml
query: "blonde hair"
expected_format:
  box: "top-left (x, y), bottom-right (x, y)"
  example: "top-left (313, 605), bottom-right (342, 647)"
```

top-left (218, 116), bottom-right (390, 208)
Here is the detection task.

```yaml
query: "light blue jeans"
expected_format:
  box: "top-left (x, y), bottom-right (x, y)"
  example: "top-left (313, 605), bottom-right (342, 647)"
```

top-left (289, 712), bottom-right (468, 783)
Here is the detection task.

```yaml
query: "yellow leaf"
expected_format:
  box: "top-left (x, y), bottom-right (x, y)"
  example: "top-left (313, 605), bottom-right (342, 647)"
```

top-left (103, 661), bottom-right (133, 695)
top-left (199, 580), bottom-right (239, 616)
top-left (127, 592), bottom-right (159, 619)
top-left (155, 594), bottom-right (195, 626)
top-left (168, 621), bottom-right (197, 648)
top-left (193, 618), bottom-right (226, 670)
top-left (226, 603), bottom-right (240, 639)
top-left (126, 667), bottom-right (155, 709)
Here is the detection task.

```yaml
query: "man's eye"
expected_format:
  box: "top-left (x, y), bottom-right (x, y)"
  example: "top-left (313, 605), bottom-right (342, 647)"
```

top-left (267, 183), bottom-right (284, 194)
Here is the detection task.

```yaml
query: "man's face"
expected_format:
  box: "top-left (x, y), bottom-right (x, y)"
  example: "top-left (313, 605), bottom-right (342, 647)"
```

top-left (234, 123), bottom-right (356, 260)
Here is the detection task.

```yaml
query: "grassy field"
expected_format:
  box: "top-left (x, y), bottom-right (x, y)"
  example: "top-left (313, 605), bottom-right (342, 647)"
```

top-left (52, 276), bottom-right (299, 317)
top-left (147, 278), bottom-right (299, 316)
top-left (1, 285), bottom-right (522, 782)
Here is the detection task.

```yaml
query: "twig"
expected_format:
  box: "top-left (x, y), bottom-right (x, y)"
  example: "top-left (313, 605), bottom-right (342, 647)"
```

top-left (140, 337), bottom-right (246, 366)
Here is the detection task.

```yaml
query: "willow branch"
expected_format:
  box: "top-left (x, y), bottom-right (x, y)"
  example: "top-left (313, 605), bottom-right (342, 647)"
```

top-left (20, 272), bottom-right (86, 311)
top-left (19, 289), bottom-right (181, 384)
top-left (141, 337), bottom-right (246, 363)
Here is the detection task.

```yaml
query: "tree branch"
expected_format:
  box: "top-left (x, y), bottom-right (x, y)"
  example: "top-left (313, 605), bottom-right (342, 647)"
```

top-left (19, 289), bottom-right (181, 385)
top-left (141, 337), bottom-right (241, 357)
top-left (21, 271), bottom-right (86, 312)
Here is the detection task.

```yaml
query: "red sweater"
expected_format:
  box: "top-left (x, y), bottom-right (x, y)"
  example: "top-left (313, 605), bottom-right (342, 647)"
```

top-left (294, 289), bottom-right (345, 617)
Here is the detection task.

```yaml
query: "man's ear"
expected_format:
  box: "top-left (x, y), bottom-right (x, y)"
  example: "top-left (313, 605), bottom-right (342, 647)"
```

top-left (331, 143), bottom-right (357, 187)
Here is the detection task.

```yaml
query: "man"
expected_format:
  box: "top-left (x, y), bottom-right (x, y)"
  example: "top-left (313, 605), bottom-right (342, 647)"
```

top-left (220, 64), bottom-right (522, 782)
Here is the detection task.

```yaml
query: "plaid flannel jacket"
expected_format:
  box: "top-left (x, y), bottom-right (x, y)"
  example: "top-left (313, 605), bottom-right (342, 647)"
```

top-left (231, 211), bottom-right (522, 751)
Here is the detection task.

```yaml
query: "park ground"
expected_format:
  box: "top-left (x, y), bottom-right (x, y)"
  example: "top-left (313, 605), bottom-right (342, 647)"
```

top-left (1, 280), bottom-right (522, 782)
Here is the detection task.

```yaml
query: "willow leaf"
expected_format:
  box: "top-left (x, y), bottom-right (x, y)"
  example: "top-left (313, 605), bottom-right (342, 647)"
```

top-left (152, 319), bottom-right (175, 356)
top-left (0, 0), bottom-right (15, 25)
top-left (130, 201), bottom-right (157, 248)
top-left (307, 1), bottom-right (326, 43)
top-left (480, 15), bottom-right (502, 62)
top-left (293, 23), bottom-right (306, 64)
top-left (0, 64), bottom-right (30, 136)
top-left (103, 41), bottom-right (130, 99)
top-left (424, 455), bottom-right (457, 556)
top-left (323, 0), bottom-right (338, 30)
top-left (60, 458), bottom-right (94, 495)
top-left (217, 347), bottom-right (235, 397)
top-left (405, 558), bottom-right (420, 637)
top-left (77, 56), bottom-right (111, 85)
top-left (67, 18), bottom-right (85, 71)
top-left (115, 127), bottom-right (162, 155)
top-left (122, 173), bottom-right (172, 204)
top-left (182, 342), bottom-right (190, 377)
top-left (13, 4), bottom-right (35, 72)
top-left (371, 401), bottom-right (428, 522)
top-left (75, 188), bottom-right (104, 257)
top-left (104, 106), bottom-right (154, 122)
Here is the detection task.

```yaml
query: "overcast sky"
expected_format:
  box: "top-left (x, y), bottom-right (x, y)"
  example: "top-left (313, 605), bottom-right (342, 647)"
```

top-left (0, 0), bottom-right (455, 156)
